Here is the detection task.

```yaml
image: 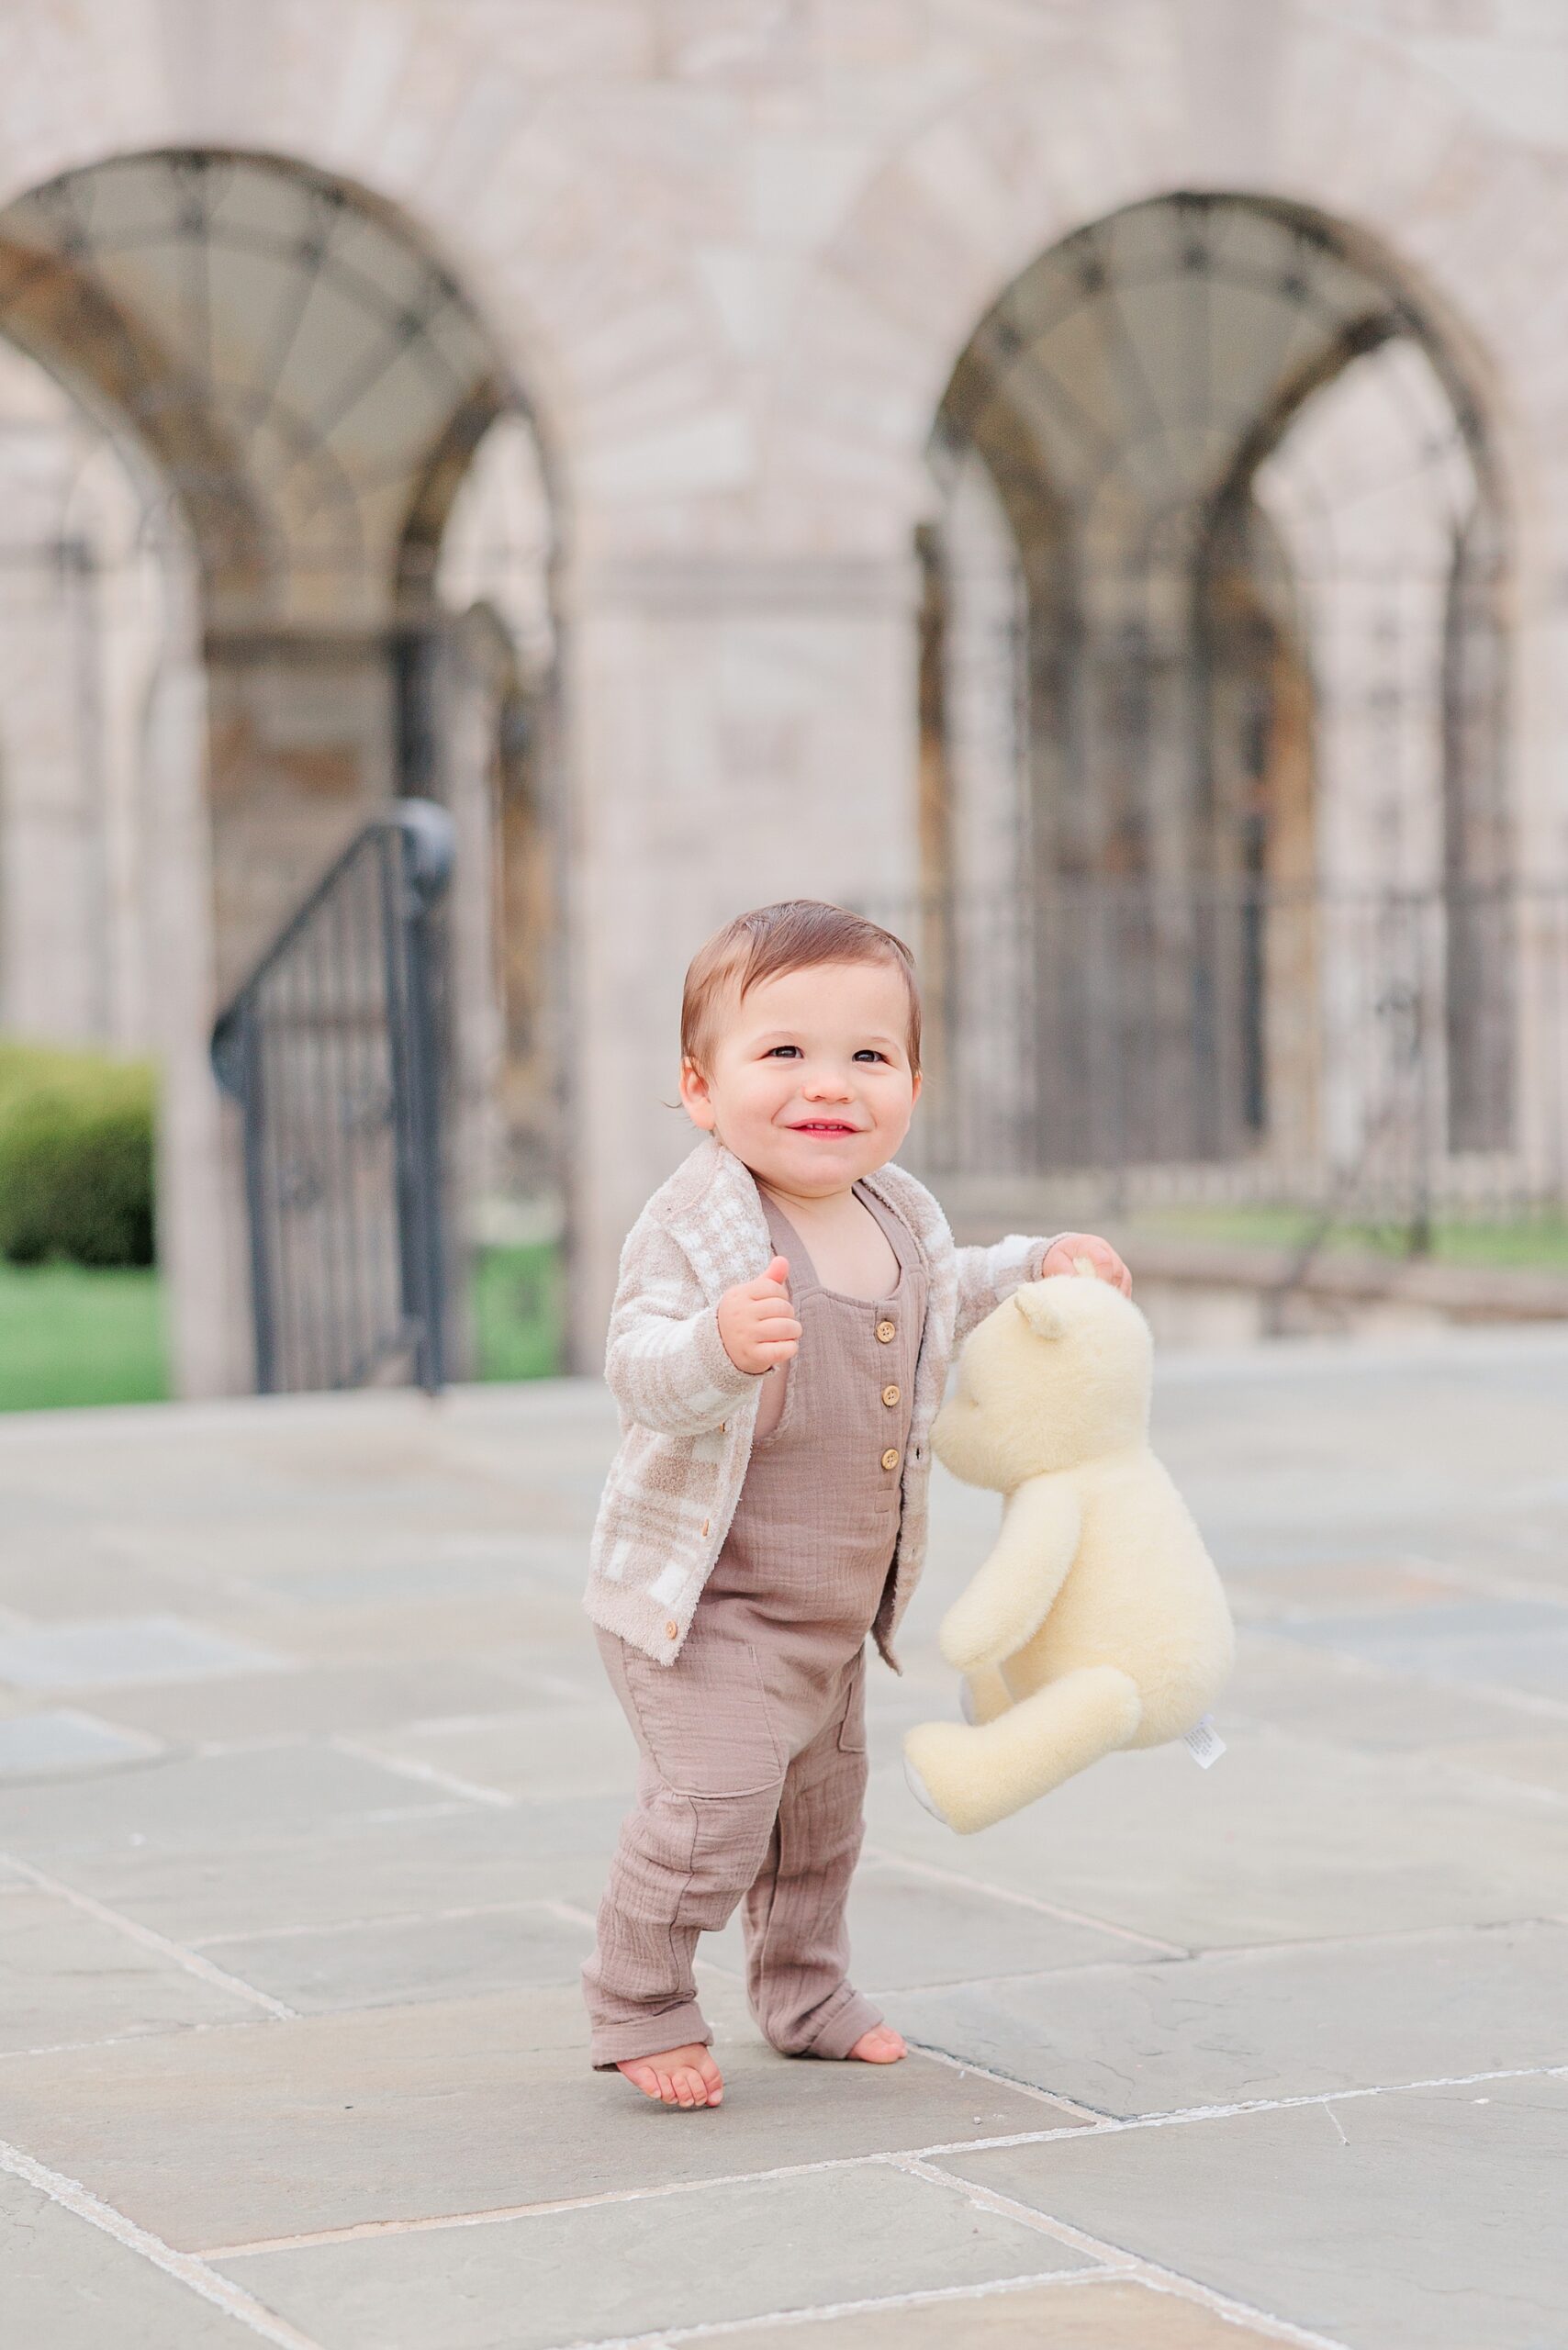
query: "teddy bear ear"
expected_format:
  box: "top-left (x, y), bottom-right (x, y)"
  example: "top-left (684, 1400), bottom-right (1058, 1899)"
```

top-left (1013, 1283), bottom-right (1067, 1341)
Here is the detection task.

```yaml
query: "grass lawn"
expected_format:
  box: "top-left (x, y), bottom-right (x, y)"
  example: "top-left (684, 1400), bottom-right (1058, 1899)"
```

top-left (0, 1262), bottom-right (170, 1411)
top-left (1129, 1205), bottom-right (1568, 1273)
top-left (472, 1241), bottom-right (565, 1380)
top-left (0, 1244), bottom-right (564, 1412)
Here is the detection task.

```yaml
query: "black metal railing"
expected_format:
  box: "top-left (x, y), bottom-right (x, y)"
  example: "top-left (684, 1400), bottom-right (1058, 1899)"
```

top-left (211, 800), bottom-right (454, 1395)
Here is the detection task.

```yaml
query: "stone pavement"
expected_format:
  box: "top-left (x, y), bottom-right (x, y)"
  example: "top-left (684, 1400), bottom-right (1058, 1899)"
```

top-left (2, 1334), bottom-right (1566, 2350)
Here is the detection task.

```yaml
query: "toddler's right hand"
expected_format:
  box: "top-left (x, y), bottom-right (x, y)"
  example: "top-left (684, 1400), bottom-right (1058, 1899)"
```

top-left (717, 1255), bottom-right (801, 1375)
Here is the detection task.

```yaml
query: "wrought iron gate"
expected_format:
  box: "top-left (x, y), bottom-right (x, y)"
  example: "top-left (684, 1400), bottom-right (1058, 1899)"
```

top-left (211, 800), bottom-right (455, 1395)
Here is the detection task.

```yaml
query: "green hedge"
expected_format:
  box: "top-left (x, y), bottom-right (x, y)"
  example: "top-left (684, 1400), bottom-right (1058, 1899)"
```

top-left (0, 1042), bottom-right (156, 1269)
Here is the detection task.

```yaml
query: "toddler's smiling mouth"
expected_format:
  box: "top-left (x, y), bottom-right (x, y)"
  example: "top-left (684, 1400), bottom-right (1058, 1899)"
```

top-left (790, 1119), bottom-right (861, 1136)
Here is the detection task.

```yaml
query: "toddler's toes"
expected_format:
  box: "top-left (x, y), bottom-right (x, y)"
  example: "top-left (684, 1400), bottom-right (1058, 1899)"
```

top-left (621, 2040), bottom-right (728, 2115)
top-left (668, 2059), bottom-right (718, 2108)
top-left (847, 2024), bottom-right (907, 2064)
top-left (692, 2051), bottom-right (724, 2106)
top-left (616, 2044), bottom-right (723, 2109)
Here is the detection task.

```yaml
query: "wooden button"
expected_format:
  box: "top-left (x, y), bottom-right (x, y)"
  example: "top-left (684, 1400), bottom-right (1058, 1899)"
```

top-left (876, 1319), bottom-right (896, 1342)
top-left (665, 1620), bottom-right (678, 1639)
top-left (700, 1517), bottom-right (710, 1536)
top-left (880, 1447), bottom-right (900, 1471)
top-left (719, 1421), bottom-right (726, 1433)
top-left (881, 1383), bottom-right (900, 1406)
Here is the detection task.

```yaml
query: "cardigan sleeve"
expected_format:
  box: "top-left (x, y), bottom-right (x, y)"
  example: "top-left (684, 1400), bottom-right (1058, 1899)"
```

top-left (602, 1214), bottom-right (766, 1437)
top-left (951, 1231), bottom-right (1070, 1353)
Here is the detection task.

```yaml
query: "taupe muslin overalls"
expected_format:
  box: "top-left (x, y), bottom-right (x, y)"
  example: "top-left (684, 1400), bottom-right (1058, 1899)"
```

top-left (585, 1179), bottom-right (926, 2067)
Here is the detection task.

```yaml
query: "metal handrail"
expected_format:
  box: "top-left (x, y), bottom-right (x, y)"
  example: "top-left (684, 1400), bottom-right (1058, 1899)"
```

top-left (211, 799), bottom-right (456, 1396)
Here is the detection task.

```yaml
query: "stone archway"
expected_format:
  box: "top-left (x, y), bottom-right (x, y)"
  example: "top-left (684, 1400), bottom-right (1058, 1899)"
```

top-left (0, 149), bottom-right (561, 1393)
top-left (917, 193), bottom-right (1506, 1197)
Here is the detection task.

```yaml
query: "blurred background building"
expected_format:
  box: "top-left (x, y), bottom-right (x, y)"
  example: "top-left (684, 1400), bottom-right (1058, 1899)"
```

top-left (1, 1), bottom-right (1566, 1398)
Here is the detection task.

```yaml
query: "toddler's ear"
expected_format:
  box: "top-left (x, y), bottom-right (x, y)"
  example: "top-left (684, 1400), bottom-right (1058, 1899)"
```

top-left (1014, 1283), bottom-right (1067, 1342)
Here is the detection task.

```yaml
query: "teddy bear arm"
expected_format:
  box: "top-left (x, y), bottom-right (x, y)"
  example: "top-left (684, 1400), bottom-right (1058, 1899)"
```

top-left (938, 1473), bottom-right (1083, 1674)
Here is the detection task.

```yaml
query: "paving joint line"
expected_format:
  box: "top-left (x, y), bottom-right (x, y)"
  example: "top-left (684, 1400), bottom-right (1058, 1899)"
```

top-left (355, 1798), bottom-right (481, 1825)
top-left (0, 1852), bottom-right (298, 2021)
top-left (200, 2060), bottom-right (1568, 2260)
top-left (192, 1735), bottom-right (317, 1758)
top-left (909, 2039), bottom-right (1107, 2120)
top-left (191, 1897), bottom-right (564, 1950)
top-left (0, 2138), bottom-right (325, 2350)
top-left (857, 1842), bottom-right (1190, 1955)
top-left (1424, 1761), bottom-right (1568, 1811)
top-left (1155, 1915), bottom-right (1562, 1964)
top-left (552, 2266), bottom-right (1137, 2349)
top-left (327, 1737), bottom-right (515, 1807)
top-left (1243, 1633), bottom-right (1568, 1726)
top-left (0, 2014), bottom-right (280, 2065)
top-left (1391, 1553), bottom-right (1568, 1608)
top-left (888, 2152), bottom-right (1350, 2350)
top-left (542, 1897), bottom-right (599, 1931)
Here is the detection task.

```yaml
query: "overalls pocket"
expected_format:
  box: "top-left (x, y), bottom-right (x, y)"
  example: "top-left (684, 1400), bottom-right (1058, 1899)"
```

top-left (836, 1646), bottom-right (868, 1754)
top-left (621, 1625), bottom-right (786, 1796)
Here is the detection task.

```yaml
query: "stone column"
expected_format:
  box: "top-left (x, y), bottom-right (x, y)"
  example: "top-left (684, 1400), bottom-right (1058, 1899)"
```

top-left (143, 613), bottom-right (252, 1400)
top-left (561, 554), bottom-right (922, 1373)
top-left (933, 453), bottom-right (1036, 1179)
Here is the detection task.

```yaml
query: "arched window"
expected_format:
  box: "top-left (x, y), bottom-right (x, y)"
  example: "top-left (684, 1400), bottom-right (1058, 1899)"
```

top-left (919, 195), bottom-right (1506, 1202)
top-left (0, 150), bottom-right (563, 1389)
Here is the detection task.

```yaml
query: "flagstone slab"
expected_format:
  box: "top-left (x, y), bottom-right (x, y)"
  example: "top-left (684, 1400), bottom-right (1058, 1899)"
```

top-left (0, 1886), bottom-right (263, 2052)
top-left (44, 1799), bottom-right (622, 1944)
top-left (1271, 1599), bottom-right (1568, 1698)
top-left (239, 1533), bottom-right (589, 1606)
top-left (206, 1590), bottom-right (585, 1667)
top-left (0, 1550), bottom-right (224, 1623)
top-left (205, 1901), bottom-right (593, 2013)
top-left (0, 1992), bottom-right (1081, 2251)
top-left (1216, 1557), bottom-right (1472, 1624)
top-left (237, 1553), bottom-right (559, 1610)
top-left (213, 2157), bottom-right (1097, 2350)
top-left (103, 1508), bottom-right (585, 1582)
top-left (356, 1702), bottom-right (642, 1799)
top-left (1431, 1729), bottom-right (1568, 1797)
top-left (863, 1718), bottom-right (1565, 1948)
top-left (88, 1660), bottom-right (537, 1746)
top-left (0, 1708), bottom-right (161, 1776)
top-left (0, 2173), bottom-right (252, 2350)
top-left (0, 1617), bottom-right (286, 1692)
top-left (894, 1919), bottom-right (1568, 2115)
top-left (1218, 1634), bottom-right (1544, 1751)
top-left (0, 1740), bottom-right (455, 1859)
top-left (707, 1852), bottom-right (1155, 1993)
top-left (935, 2072), bottom-right (1568, 2350)
top-left (732, 2276), bottom-right (1294, 2349)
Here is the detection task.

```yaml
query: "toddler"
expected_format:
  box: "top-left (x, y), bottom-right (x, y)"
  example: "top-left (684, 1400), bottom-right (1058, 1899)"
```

top-left (582, 899), bottom-right (1130, 2108)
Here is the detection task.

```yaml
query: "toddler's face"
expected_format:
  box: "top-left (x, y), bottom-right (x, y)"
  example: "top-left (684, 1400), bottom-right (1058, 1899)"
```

top-left (679, 958), bottom-right (922, 1193)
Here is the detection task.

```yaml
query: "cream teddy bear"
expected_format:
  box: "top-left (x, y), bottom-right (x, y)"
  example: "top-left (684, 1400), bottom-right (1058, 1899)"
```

top-left (903, 1268), bottom-right (1235, 1835)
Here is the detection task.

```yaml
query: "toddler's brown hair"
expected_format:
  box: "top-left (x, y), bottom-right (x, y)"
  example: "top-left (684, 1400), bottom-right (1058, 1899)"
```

top-left (680, 900), bottom-right (922, 1084)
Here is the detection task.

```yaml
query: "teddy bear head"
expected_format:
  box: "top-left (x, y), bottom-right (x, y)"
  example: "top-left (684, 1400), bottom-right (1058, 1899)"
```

top-left (931, 1272), bottom-right (1153, 1492)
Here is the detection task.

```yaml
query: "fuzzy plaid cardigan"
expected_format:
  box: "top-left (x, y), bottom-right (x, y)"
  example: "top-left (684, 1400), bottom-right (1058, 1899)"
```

top-left (585, 1132), bottom-right (1064, 1669)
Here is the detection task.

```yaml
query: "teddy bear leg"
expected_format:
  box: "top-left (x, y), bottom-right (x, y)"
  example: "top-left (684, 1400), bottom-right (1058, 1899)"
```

top-left (959, 1663), bottom-right (1014, 1725)
top-left (904, 1665), bottom-right (1142, 1835)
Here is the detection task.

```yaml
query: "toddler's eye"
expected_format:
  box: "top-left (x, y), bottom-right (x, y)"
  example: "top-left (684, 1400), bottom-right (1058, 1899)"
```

top-left (855, 1050), bottom-right (889, 1063)
top-left (765, 1046), bottom-right (801, 1058)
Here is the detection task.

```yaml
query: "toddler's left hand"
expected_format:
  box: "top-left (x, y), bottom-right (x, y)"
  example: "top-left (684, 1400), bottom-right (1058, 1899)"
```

top-left (1039, 1231), bottom-right (1132, 1297)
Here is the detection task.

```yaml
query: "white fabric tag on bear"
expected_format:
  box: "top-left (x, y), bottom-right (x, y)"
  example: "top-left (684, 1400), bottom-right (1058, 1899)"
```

top-left (1182, 1715), bottom-right (1226, 1769)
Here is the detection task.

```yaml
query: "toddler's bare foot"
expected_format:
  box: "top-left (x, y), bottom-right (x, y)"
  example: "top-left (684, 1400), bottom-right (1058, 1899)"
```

top-left (615, 2042), bottom-right (723, 2109)
top-left (847, 2024), bottom-right (907, 2063)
